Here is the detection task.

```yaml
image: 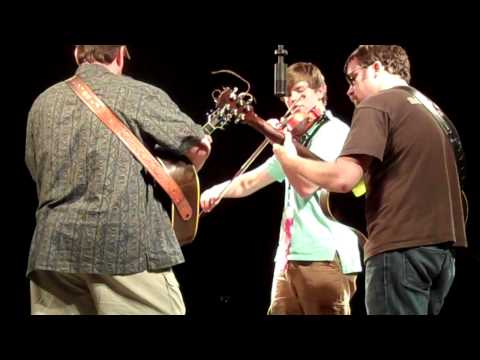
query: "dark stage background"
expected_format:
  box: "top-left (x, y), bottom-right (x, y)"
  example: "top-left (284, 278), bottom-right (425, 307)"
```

top-left (8, 36), bottom-right (479, 316)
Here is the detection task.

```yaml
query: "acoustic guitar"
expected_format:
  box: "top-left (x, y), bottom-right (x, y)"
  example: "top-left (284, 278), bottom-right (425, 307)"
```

top-left (162, 104), bottom-right (237, 246)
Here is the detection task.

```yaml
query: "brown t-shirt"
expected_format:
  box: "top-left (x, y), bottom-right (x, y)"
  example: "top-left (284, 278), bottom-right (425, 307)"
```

top-left (340, 87), bottom-right (467, 260)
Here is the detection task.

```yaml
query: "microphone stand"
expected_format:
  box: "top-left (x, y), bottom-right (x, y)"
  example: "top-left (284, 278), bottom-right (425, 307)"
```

top-left (274, 44), bottom-right (288, 98)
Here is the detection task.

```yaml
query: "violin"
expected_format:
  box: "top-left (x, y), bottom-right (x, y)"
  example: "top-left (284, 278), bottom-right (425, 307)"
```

top-left (280, 106), bottom-right (323, 139)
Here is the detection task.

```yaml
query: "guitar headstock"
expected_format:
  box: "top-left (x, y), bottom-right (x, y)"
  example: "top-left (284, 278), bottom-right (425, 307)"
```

top-left (204, 87), bottom-right (260, 133)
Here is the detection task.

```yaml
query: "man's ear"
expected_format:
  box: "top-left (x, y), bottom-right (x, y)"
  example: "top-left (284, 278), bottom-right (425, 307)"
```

top-left (74, 46), bottom-right (80, 65)
top-left (316, 84), bottom-right (327, 102)
top-left (372, 61), bottom-right (383, 73)
top-left (116, 46), bottom-right (125, 67)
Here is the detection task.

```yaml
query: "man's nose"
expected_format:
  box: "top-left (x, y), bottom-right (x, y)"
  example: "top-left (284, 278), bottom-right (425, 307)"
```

top-left (346, 86), bottom-right (354, 98)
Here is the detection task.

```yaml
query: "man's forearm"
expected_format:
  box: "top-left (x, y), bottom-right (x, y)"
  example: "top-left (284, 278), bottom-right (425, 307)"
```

top-left (280, 161), bottom-right (320, 198)
top-left (280, 154), bottom-right (350, 192)
top-left (186, 136), bottom-right (212, 171)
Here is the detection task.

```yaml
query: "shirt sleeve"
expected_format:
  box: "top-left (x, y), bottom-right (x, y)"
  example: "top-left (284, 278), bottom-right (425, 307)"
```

top-left (311, 119), bottom-right (350, 161)
top-left (263, 155), bottom-right (285, 183)
top-left (25, 102), bottom-right (38, 181)
top-left (340, 106), bottom-right (389, 162)
top-left (137, 88), bottom-right (205, 155)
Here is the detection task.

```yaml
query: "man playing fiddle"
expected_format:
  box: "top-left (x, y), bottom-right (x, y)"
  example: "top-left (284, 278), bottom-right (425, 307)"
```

top-left (200, 62), bottom-right (362, 315)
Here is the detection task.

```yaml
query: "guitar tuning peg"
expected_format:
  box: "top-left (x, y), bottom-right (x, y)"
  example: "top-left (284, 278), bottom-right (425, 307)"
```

top-left (234, 113), bottom-right (246, 124)
top-left (229, 87), bottom-right (238, 100)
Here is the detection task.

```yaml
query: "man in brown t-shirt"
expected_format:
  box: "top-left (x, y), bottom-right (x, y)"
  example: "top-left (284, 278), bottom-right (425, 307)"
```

top-left (272, 45), bottom-right (467, 315)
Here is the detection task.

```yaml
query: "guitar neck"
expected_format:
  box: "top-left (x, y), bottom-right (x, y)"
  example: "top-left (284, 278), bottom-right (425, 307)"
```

top-left (248, 114), bottom-right (322, 161)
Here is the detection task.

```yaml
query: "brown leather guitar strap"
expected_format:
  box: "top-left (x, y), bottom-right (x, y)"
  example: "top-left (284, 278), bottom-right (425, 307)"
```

top-left (66, 75), bottom-right (193, 221)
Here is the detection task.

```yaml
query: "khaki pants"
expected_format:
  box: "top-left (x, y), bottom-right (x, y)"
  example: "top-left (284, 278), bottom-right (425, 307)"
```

top-left (269, 258), bottom-right (357, 315)
top-left (30, 269), bottom-right (186, 315)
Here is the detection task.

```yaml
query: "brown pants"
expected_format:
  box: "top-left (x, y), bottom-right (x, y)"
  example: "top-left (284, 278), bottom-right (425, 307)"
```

top-left (269, 259), bottom-right (357, 315)
top-left (30, 269), bottom-right (186, 315)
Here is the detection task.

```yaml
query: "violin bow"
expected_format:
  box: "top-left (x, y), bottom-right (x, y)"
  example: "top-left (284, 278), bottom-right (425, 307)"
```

top-left (200, 96), bottom-right (305, 215)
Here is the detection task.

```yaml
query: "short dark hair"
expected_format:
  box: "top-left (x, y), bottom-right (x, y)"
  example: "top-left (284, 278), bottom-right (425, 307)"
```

top-left (287, 62), bottom-right (327, 105)
top-left (75, 45), bottom-right (130, 65)
top-left (344, 45), bottom-right (411, 83)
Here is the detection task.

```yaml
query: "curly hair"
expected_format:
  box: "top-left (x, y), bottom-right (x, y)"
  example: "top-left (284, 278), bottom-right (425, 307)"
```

top-left (344, 45), bottom-right (411, 83)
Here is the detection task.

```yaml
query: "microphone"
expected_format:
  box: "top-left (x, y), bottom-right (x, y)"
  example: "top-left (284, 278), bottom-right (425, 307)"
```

top-left (274, 45), bottom-right (288, 98)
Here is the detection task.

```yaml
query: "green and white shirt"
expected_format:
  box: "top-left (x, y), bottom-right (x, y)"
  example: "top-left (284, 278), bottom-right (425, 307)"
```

top-left (263, 111), bottom-right (362, 274)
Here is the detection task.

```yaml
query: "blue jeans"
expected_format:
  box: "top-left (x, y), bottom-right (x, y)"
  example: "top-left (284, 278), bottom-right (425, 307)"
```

top-left (365, 244), bottom-right (455, 315)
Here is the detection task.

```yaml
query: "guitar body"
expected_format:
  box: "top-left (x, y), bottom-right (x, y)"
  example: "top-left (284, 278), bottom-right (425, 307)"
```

top-left (160, 158), bottom-right (200, 246)
top-left (318, 190), bottom-right (368, 246)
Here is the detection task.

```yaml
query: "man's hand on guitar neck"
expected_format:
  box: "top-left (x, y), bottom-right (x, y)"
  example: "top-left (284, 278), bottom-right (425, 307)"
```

top-left (272, 130), bottom-right (297, 158)
top-left (266, 118), bottom-right (282, 130)
top-left (185, 135), bottom-right (212, 171)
